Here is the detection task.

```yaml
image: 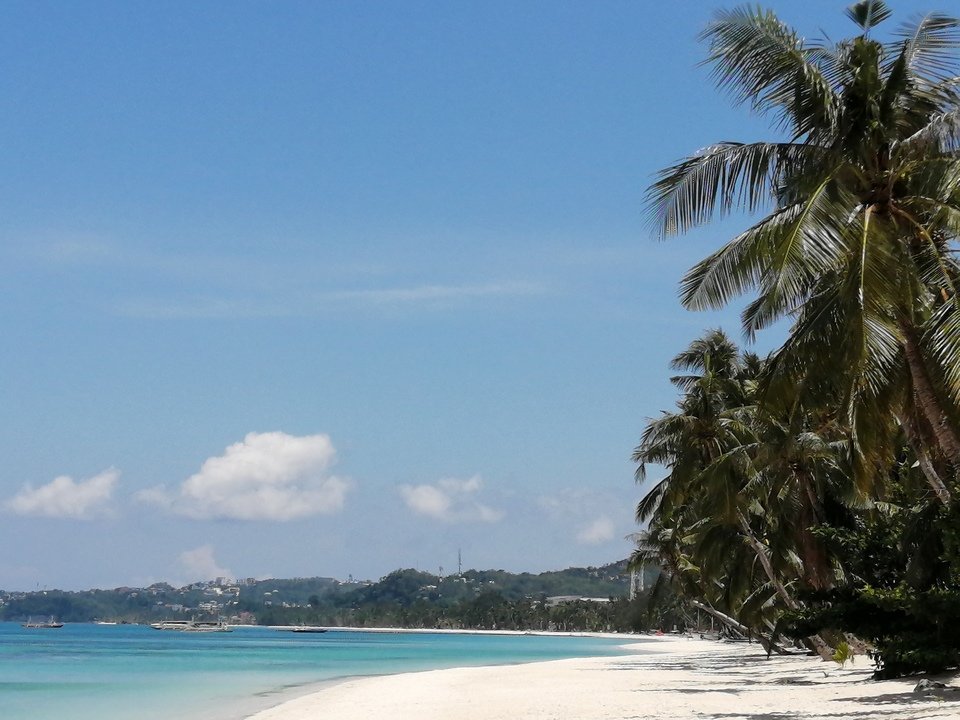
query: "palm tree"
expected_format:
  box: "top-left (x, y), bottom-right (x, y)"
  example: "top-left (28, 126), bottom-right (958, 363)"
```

top-left (646, 1), bottom-right (960, 501)
top-left (632, 331), bottom-right (836, 652)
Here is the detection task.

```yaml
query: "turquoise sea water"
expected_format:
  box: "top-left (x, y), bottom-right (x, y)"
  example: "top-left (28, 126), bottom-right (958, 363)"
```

top-left (0, 623), bottom-right (638, 720)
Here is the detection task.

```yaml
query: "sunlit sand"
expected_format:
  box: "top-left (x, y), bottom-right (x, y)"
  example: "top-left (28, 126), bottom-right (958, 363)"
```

top-left (247, 635), bottom-right (959, 720)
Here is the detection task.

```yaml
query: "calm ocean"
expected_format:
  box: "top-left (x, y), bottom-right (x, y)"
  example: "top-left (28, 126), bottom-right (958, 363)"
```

top-left (1, 623), bottom-right (635, 720)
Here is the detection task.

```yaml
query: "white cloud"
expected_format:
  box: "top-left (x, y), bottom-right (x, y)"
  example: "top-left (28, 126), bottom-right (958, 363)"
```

top-left (536, 488), bottom-right (607, 518)
top-left (399, 475), bottom-right (503, 523)
top-left (5, 468), bottom-right (118, 519)
top-left (400, 483), bottom-right (451, 518)
top-left (337, 281), bottom-right (543, 306)
top-left (179, 545), bottom-right (231, 583)
top-left (116, 281), bottom-right (545, 319)
top-left (138, 431), bottom-right (351, 521)
top-left (577, 516), bottom-right (616, 546)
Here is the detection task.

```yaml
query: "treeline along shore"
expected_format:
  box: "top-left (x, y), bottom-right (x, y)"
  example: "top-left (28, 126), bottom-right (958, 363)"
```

top-left (0, 561), bottom-right (674, 632)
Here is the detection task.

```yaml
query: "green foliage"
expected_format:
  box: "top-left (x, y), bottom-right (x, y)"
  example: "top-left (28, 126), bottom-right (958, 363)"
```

top-left (635, 0), bottom-right (960, 677)
top-left (788, 488), bottom-right (960, 677)
top-left (791, 585), bottom-right (960, 678)
top-left (0, 562), bottom-right (635, 633)
top-left (352, 570), bottom-right (438, 607)
top-left (832, 640), bottom-right (854, 667)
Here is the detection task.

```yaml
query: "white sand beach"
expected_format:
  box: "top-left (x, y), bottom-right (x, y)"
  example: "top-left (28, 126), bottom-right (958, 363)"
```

top-left (248, 635), bottom-right (960, 720)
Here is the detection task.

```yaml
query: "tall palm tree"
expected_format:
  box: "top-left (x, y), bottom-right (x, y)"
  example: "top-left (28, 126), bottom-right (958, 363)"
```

top-left (633, 331), bottom-right (837, 652)
top-left (646, 1), bottom-right (960, 501)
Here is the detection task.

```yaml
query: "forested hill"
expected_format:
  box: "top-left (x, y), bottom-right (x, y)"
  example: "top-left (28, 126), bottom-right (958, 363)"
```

top-left (0, 560), bottom-right (651, 629)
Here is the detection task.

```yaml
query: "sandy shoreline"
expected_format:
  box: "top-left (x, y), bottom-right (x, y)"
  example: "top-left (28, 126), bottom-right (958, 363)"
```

top-left (247, 634), bottom-right (960, 720)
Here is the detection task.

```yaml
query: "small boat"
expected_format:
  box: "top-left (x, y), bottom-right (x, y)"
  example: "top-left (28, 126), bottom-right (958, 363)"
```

top-left (284, 624), bottom-right (328, 633)
top-left (150, 619), bottom-right (232, 632)
top-left (23, 617), bottom-right (64, 629)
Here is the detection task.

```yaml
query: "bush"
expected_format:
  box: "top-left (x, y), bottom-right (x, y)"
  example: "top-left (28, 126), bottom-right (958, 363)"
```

top-left (788, 585), bottom-right (960, 678)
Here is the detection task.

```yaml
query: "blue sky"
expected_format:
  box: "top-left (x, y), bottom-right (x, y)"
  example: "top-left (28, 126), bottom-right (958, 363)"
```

top-left (0, 1), bottom-right (938, 590)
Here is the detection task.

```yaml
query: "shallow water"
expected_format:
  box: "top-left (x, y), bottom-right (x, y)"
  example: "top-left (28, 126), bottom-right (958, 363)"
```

top-left (0, 623), bottom-right (636, 719)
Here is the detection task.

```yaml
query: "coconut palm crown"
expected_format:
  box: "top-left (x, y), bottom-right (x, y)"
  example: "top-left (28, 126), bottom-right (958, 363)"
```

top-left (647, 1), bottom-right (960, 494)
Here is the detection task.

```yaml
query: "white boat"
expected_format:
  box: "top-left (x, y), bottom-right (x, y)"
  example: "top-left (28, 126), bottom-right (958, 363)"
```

top-left (150, 620), bottom-right (192, 630)
top-left (283, 624), bottom-right (328, 633)
top-left (150, 619), bottom-right (232, 632)
top-left (23, 616), bottom-right (64, 629)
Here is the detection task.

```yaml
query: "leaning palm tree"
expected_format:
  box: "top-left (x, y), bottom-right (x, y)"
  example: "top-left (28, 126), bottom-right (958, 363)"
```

top-left (633, 331), bottom-right (837, 653)
top-left (646, 1), bottom-right (960, 501)
top-left (628, 524), bottom-right (786, 650)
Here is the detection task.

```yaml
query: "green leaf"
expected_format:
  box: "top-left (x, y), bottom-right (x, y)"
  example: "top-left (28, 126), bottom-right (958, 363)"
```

top-left (845, 1), bottom-right (892, 32)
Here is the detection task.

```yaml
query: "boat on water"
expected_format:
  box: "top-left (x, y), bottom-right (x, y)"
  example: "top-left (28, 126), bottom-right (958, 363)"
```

top-left (284, 624), bottom-right (328, 633)
top-left (22, 617), bottom-right (64, 629)
top-left (150, 619), bottom-right (232, 632)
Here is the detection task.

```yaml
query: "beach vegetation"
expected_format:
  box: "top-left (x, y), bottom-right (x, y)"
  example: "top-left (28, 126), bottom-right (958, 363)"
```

top-left (1, 562), bottom-right (655, 634)
top-left (634, 0), bottom-right (960, 677)
top-left (832, 640), bottom-right (854, 667)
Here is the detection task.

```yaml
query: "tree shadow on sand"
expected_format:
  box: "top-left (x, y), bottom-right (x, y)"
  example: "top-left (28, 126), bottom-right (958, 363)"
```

top-left (838, 689), bottom-right (960, 706)
top-left (706, 708), bottom-right (949, 720)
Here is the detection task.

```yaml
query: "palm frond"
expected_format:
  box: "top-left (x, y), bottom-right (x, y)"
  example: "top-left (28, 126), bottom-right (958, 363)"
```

top-left (678, 184), bottom-right (846, 315)
top-left (701, 7), bottom-right (839, 135)
top-left (845, 1), bottom-right (892, 33)
top-left (646, 142), bottom-right (813, 237)
top-left (740, 181), bottom-right (855, 338)
top-left (669, 329), bottom-right (741, 373)
top-left (891, 12), bottom-right (960, 84)
top-left (635, 477), bottom-right (670, 523)
top-left (924, 300), bottom-right (960, 408)
top-left (901, 108), bottom-right (960, 152)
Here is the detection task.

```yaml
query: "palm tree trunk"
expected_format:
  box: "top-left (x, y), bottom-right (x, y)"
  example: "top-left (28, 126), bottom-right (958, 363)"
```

top-left (900, 320), bottom-right (960, 485)
top-left (737, 512), bottom-right (798, 610)
top-left (795, 471), bottom-right (832, 591)
top-left (688, 599), bottom-right (788, 655)
top-left (736, 512), bottom-right (833, 658)
top-left (895, 411), bottom-right (953, 506)
top-left (915, 447), bottom-right (952, 505)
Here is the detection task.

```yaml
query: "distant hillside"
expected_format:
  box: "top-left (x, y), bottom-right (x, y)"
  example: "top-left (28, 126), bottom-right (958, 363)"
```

top-left (0, 560), bottom-right (657, 632)
top-left (351, 560), bottom-right (634, 606)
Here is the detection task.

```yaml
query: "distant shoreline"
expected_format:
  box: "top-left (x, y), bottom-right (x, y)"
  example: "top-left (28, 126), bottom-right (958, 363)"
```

top-left (244, 635), bottom-right (960, 720)
top-left (263, 625), bottom-right (647, 639)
